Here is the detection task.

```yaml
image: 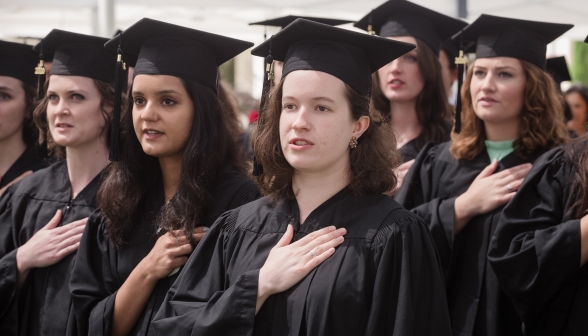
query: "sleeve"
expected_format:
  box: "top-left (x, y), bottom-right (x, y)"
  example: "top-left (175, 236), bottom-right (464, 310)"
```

top-left (394, 143), bottom-right (455, 272)
top-left (0, 187), bottom-right (25, 321)
top-left (488, 148), bottom-right (579, 332)
top-left (69, 211), bottom-right (118, 336)
top-left (151, 209), bottom-right (259, 336)
top-left (364, 209), bottom-right (451, 336)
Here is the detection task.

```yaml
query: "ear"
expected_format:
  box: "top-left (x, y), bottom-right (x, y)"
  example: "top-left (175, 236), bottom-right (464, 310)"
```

top-left (352, 115), bottom-right (370, 140)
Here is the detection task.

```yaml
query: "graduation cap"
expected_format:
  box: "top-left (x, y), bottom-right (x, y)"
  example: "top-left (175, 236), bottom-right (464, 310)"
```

top-left (546, 56), bottom-right (571, 87)
top-left (354, 0), bottom-right (467, 55)
top-left (250, 15), bottom-right (353, 37)
top-left (451, 14), bottom-right (573, 133)
top-left (104, 18), bottom-right (253, 161)
top-left (250, 18), bottom-right (415, 175)
top-left (0, 40), bottom-right (38, 87)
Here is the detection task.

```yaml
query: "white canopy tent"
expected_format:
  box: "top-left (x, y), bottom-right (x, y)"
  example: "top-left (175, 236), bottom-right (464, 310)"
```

top-left (1, 0), bottom-right (586, 97)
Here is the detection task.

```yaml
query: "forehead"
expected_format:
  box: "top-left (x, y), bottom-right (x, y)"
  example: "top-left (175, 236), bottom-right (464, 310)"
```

top-left (0, 76), bottom-right (23, 89)
top-left (282, 70), bottom-right (346, 98)
top-left (474, 57), bottom-right (522, 69)
top-left (48, 75), bottom-right (96, 91)
top-left (132, 74), bottom-right (185, 91)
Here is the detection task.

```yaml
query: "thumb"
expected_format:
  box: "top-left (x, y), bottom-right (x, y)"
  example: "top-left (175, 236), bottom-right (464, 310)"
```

top-left (43, 210), bottom-right (62, 230)
top-left (475, 159), bottom-right (498, 181)
top-left (275, 224), bottom-right (294, 248)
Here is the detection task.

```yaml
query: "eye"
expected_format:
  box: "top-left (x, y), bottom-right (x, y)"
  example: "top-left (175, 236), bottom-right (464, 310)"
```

top-left (474, 70), bottom-right (485, 77)
top-left (283, 103), bottom-right (296, 111)
top-left (162, 98), bottom-right (176, 106)
top-left (133, 97), bottom-right (145, 105)
top-left (498, 71), bottom-right (513, 78)
top-left (0, 93), bottom-right (11, 100)
top-left (317, 105), bottom-right (330, 112)
top-left (404, 54), bottom-right (417, 63)
top-left (72, 93), bottom-right (85, 100)
top-left (47, 94), bottom-right (59, 101)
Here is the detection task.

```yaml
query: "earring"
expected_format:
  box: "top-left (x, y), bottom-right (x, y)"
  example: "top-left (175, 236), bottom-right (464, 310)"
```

top-left (349, 136), bottom-right (358, 149)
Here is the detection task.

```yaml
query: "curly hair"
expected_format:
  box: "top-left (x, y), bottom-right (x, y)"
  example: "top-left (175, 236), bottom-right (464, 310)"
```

top-left (450, 59), bottom-right (569, 161)
top-left (252, 77), bottom-right (400, 201)
top-left (32, 78), bottom-right (116, 158)
top-left (371, 38), bottom-right (452, 150)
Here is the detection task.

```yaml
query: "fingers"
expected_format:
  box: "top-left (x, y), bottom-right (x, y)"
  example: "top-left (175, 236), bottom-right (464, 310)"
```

top-left (275, 224), bottom-right (294, 248)
top-left (42, 210), bottom-right (62, 230)
top-left (65, 217), bottom-right (88, 227)
top-left (304, 228), bottom-right (347, 251)
top-left (396, 159), bottom-right (415, 172)
top-left (497, 163), bottom-right (532, 182)
top-left (58, 222), bottom-right (87, 240)
top-left (294, 225), bottom-right (336, 246)
top-left (193, 232), bottom-right (206, 242)
top-left (475, 159), bottom-right (499, 181)
top-left (56, 242), bottom-right (80, 259)
top-left (57, 232), bottom-right (84, 251)
top-left (303, 246), bottom-right (336, 271)
top-left (306, 235), bottom-right (344, 262)
top-left (169, 242), bottom-right (193, 257)
top-left (192, 226), bottom-right (209, 234)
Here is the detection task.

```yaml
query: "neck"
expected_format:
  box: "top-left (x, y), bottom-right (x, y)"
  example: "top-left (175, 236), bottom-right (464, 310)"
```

top-left (159, 154), bottom-right (182, 202)
top-left (0, 131), bottom-right (27, 177)
top-left (390, 100), bottom-right (422, 148)
top-left (484, 119), bottom-right (519, 142)
top-left (292, 161), bottom-right (350, 224)
top-left (65, 139), bottom-right (109, 199)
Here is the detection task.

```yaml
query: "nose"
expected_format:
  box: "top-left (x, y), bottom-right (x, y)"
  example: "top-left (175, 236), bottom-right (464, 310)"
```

top-left (389, 58), bottom-right (402, 74)
top-left (52, 97), bottom-right (70, 116)
top-left (480, 72), bottom-right (496, 92)
top-left (291, 106), bottom-right (310, 132)
top-left (138, 100), bottom-right (158, 122)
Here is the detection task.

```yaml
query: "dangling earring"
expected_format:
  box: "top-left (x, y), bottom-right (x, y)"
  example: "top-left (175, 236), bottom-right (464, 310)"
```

top-left (349, 136), bottom-right (358, 149)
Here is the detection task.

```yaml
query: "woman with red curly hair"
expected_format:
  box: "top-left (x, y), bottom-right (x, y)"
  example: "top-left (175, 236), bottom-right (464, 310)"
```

top-left (395, 15), bottom-right (571, 336)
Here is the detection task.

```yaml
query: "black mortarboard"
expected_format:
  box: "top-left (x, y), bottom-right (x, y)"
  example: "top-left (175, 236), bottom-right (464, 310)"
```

top-left (34, 30), bottom-right (116, 83)
top-left (250, 15), bottom-right (353, 29)
top-left (250, 18), bottom-right (415, 175)
top-left (354, 0), bottom-right (467, 55)
top-left (105, 18), bottom-right (253, 91)
top-left (451, 15), bottom-right (573, 133)
top-left (104, 18), bottom-right (253, 162)
top-left (546, 56), bottom-right (571, 86)
top-left (0, 40), bottom-right (38, 86)
top-left (585, 35), bottom-right (588, 43)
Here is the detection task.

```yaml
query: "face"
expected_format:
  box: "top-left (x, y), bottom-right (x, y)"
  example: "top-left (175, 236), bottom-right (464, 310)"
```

top-left (377, 36), bottom-right (425, 104)
top-left (439, 49), bottom-right (457, 96)
top-left (0, 76), bottom-right (27, 142)
top-left (46, 75), bottom-right (108, 148)
top-left (470, 57), bottom-right (526, 125)
top-left (132, 75), bottom-right (193, 158)
top-left (280, 70), bottom-right (369, 174)
top-left (566, 92), bottom-right (588, 134)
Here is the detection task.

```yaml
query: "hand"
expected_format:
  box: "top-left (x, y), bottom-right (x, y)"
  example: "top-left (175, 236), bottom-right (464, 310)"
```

top-left (16, 210), bottom-right (87, 273)
top-left (256, 225), bottom-right (346, 313)
top-left (140, 229), bottom-right (199, 280)
top-left (0, 171), bottom-right (32, 196)
top-left (454, 160), bottom-right (532, 233)
top-left (385, 159), bottom-right (415, 197)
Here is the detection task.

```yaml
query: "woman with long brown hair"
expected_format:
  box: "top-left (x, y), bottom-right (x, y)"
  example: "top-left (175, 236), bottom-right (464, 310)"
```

top-left (152, 19), bottom-right (450, 336)
top-left (0, 41), bottom-right (47, 195)
top-left (69, 19), bottom-right (259, 336)
top-left (355, 0), bottom-right (466, 163)
top-left (395, 15), bottom-right (571, 336)
top-left (0, 30), bottom-right (116, 335)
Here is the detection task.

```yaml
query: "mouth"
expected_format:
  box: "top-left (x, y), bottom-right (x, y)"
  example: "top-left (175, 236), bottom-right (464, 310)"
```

top-left (289, 138), bottom-right (314, 150)
top-left (55, 122), bottom-right (73, 128)
top-left (388, 79), bottom-right (405, 87)
top-left (143, 128), bottom-right (164, 140)
top-left (479, 97), bottom-right (498, 103)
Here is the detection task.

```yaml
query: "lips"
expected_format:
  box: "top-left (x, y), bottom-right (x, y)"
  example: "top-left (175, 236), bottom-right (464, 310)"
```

top-left (143, 128), bottom-right (164, 140)
top-left (479, 96), bottom-right (498, 104)
top-left (388, 78), bottom-right (405, 89)
top-left (288, 138), bottom-right (314, 150)
top-left (55, 122), bottom-right (73, 128)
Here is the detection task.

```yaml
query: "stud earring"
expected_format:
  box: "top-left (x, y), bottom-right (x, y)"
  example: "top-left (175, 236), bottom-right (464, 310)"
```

top-left (349, 136), bottom-right (358, 149)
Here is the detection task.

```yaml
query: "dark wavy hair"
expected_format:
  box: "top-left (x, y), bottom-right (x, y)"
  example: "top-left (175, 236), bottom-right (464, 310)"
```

top-left (566, 133), bottom-right (588, 219)
top-left (98, 78), bottom-right (243, 248)
top-left (371, 38), bottom-right (452, 150)
top-left (33, 78), bottom-right (115, 158)
top-left (565, 84), bottom-right (588, 129)
top-left (252, 77), bottom-right (400, 201)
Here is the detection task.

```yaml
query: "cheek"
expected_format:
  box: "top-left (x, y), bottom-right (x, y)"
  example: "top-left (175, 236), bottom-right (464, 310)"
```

top-left (169, 107), bottom-right (194, 148)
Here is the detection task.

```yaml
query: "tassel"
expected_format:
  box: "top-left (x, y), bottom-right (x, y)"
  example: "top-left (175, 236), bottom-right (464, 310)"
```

top-left (367, 11), bottom-right (376, 35)
top-left (35, 47), bottom-right (46, 100)
top-left (109, 41), bottom-right (126, 162)
top-left (252, 37), bottom-right (274, 176)
top-left (454, 39), bottom-right (468, 134)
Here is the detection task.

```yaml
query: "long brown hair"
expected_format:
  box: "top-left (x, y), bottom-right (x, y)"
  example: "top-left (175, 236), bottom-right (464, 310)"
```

top-left (98, 78), bottom-right (243, 248)
top-left (252, 78), bottom-right (400, 201)
top-left (450, 59), bottom-right (569, 161)
top-left (371, 38), bottom-right (452, 149)
top-left (32, 78), bottom-right (115, 158)
top-left (566, 133), bottom-right (588, 219)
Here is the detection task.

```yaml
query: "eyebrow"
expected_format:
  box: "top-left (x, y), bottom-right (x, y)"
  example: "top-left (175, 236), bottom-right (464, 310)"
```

top-left (282, 96), bottom-right (335, 103)
top-left (46, 89), bottom-right (90, 95)
top-left (474, 65), bottom-right (517, 71)
top-left (132, 89), bottom-right (181, 95)
top-left (0, 86), bottom-right (15, 91)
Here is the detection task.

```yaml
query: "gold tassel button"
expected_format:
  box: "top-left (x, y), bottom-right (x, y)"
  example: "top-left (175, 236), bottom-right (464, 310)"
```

top-left (455, 50), bottom-right (468, 65)
top-left (34, 60), bottom-right (45, 75)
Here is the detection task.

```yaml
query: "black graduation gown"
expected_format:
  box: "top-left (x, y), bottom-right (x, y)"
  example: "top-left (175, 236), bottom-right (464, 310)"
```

top-left (395, 141), bottom-right (542, 336)
top-left (69, 165), bottom-right (260, 336)
top-left (488, 146), bottom-right (588, 336)
top-left (0, 160), bottom-right (102, 336)
top-left (0, 147), bottom-right (47, 189)
top-left (152, 187), bottom-right (451, 336)
top-left (398, 120), bottom-right (452, 163)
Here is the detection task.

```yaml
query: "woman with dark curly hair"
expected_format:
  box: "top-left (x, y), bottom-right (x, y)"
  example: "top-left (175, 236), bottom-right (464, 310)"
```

top-left (69, 19), bottom-right (260, 336)
top-left (152, 19), bottom-right (450, 336)
top-left (395, 15), bottom-right (572, 336)
top-left (0, 41), bottom-right (47, 194)
top-left (0, 30), bottom-right (116, 336)
top-left (565, 84), bottom-right (588, 135)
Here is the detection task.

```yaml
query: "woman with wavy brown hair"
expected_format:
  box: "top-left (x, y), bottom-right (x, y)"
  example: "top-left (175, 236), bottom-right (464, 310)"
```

top-left (395, 15), bottom-right (572, 336)
top-left (0, 30), bottom-right (117, 336)
top-left (355, 1), bottom-right (466, 165)
top-left (152, 19), bottom-right (450, 336)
